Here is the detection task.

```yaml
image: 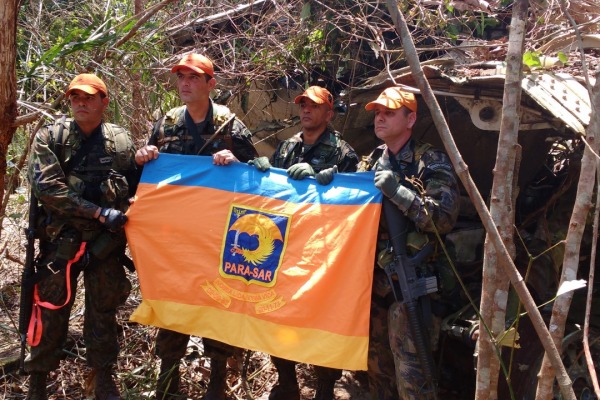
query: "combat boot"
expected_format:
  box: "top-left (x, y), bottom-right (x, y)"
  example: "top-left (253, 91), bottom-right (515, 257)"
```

top-left (94, 367), bottom-right (121, 400)
top-left (313, 377), bottom-right (336, 400)
top-left (156, 359), bottom-right (181, 400)
top-left (26, 372), bottom-right (48, 400)
top-left (268, 359), bottom-right (300, 400)
top-left (203, 358), bottom-right (228, 400)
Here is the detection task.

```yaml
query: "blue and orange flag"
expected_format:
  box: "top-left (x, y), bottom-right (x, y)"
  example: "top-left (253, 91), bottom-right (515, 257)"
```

top-left (125, 154), bottom-right (382, 370)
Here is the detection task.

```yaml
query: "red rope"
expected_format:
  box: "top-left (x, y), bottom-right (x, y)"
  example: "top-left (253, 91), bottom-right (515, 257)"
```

top-left (27, 242), bottom-right (87, 347)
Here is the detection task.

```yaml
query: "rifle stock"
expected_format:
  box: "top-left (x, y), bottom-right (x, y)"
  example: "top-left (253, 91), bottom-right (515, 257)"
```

top-left (382, 198), bottom-right (438, 399)
top-left (18, 190), bottom-right (39, 373)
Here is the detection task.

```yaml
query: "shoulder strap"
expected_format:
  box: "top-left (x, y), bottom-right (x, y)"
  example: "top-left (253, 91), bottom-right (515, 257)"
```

top-left (197, 113), bottom-right (236, 155)
top-left (414, 142), bottom-right (432, 163)
top-left (402, 141), bottom-right (432, 178)
top-left (103, 123), bottom-right (131, 171)
top-left (49, 116), bottom-right (69, 173)
top-left (212, 103), bottom-right (235, 127)
top-left (157, 106), bottom-right (186, 145)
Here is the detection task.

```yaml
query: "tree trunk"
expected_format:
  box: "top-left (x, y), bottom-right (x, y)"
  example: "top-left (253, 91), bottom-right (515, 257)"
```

top-left (131, 0), bottom-right (146, 140)
top-left (0, 0), bottom-right (20, 236)
top-left (476, 1), bottom-right (527, 398)
top-left (583, 69), bottom-right (600, 398)
top-left (535, 73), bottom-right (600, 399)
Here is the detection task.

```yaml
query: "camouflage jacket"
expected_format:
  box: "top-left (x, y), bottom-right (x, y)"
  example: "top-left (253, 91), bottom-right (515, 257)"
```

top-left (28, 119), bottom-right (137, 225)
top-left (360, 139), bottom-right (459, 235)
top-left (148, 101), bottom-right (258, 162)
top-left (271, 128), bottom-right (359, 172)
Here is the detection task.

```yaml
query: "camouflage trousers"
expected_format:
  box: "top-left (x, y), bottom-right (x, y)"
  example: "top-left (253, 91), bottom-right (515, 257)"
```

top-left (368, 269), bottom-right (440, 400)
top-left (25, 250), bottom-right (131, 372)
top-left (155, 329), bottom-right (241, 363)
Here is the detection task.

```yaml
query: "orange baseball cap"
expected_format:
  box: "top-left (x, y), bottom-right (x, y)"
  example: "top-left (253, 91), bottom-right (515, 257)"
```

top-left (65, 74), bottom-right (108, 97)
top-left (365, 87), bottom-right (417, 112)
top-left (294, 86), bottom-right (334, 109)
top-left (171, 53), bottom-right (214, 77)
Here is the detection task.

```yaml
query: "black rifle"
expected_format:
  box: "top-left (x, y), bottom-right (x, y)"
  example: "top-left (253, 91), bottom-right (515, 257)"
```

top-left (19, 189), bottom-right (39, 373)
top-left (382, 198), bottom-right (439, 399)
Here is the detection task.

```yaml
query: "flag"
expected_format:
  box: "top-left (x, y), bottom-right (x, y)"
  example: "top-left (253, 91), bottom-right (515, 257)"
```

top-left (125, 153), bottom-right (382, 370)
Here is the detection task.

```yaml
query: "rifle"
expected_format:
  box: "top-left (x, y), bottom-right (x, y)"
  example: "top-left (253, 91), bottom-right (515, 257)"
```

top-left (382, 198), bottom-right (439, 399)
top-left (19, 189), bottom-right (39, 373)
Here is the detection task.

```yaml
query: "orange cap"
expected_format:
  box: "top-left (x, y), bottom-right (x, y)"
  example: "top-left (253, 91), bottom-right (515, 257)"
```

top-left (365, 87), bottom-right (417, 112)
top-left (294, 86), bottom-right (334, 109)
top-left (171, 53), bottom-right (214, 77)
top-left (65, 74), bottom-right (108, 97)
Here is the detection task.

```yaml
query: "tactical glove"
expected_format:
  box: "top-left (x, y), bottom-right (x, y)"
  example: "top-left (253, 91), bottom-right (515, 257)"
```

top-left (287, 163), bottom-right (315, 180)
top-left (248, 156), bottom-right (272, 172)
top-left (99, 208), bottom-right (128, 232)
top-left (315, 165), bottom-right (338, 185)
top-left (374, 170), bottom-right (416, 211)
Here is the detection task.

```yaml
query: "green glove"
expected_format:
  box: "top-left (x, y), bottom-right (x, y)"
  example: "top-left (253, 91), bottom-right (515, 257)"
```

top-left (315, 165), bottom-right (338, 185)
top-left (287, 162), bottom-right (315, 180)
top-left (248, 156), bottom-right (271, 172)
top-left (374, 170), bottom-right (415, 211)
top-left (374, 170), bottom-right (398, 198)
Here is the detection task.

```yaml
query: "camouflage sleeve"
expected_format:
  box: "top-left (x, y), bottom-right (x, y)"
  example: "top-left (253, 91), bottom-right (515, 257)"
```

top-left (121, 132), bottom-right (141, 198)
top-left (404, 149), bottom-right (460, 234)
top-left (230, 118), bottom-right (259, 162)
top-left (336, 141), bottom-right (359, 173)
top-left (147, 118), bottom-right (163, 147)
top-left (27, 127), bottom-right (99, 219)
top-left (269, 140), bottom-right (286, 168)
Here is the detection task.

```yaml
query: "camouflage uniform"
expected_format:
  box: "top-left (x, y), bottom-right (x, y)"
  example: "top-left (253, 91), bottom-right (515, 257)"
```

top-left (269, 127), bottom-right (359, 390)
top-left (25, 119), bottom-right (138, 373)
top-left (359, 140), bottom-right (459, 399)
top-left (148, 102), bottom-right (257, 161)
top-left (148, 101), bottom-right (258, 366)
top-left (271, 127), bottom-right (358, 173)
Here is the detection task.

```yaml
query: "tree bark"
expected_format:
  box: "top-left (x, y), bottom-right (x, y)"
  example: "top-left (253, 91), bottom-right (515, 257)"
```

top-left (0, 0), bottom-right (20, 237)
top-left (476, 1), bottom-right (527, 398)
top-left (584, 70), bottom-right (600, 398)
top-left (131, 0), bottom-right (147, 140)
top-left (384, 1), bottom-right (575, 399)
top-left (535, 71), bottom-right (600, 399)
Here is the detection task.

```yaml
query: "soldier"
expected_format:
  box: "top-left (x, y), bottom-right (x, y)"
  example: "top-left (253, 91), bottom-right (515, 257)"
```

top-left (249, 85), bottom-right (360, 400)
top-left (25, 73), bottom-right (138, 400)
top-left (135, 53), bottom-right (258, 400)
top-left (359, 87), bottom-right (460, 399)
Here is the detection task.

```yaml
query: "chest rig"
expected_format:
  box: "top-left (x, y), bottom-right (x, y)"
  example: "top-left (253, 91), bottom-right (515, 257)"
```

top-left (272, 130), bottom-right (343, 171)
top-left (155, 103), bottom-right (235, 155)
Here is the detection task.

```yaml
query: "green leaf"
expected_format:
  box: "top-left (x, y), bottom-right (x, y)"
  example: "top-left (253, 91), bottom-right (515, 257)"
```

top-left (557, 52), bottom-right (568, 64)
top-left (300, 2), bottom-right (311, 21)
top-left (121, 20), bottom-right (137, 34)
top-left (523, 51), bottom-right (541, 68)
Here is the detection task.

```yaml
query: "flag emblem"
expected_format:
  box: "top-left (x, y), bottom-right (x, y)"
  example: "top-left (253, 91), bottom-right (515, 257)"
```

top-left (220, 205), bottom-right (290, 286)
